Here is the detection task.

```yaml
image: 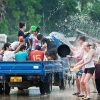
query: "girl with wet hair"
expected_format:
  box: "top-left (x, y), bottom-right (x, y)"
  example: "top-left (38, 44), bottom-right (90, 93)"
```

top-left (75, 42), bottom-right (95, 99)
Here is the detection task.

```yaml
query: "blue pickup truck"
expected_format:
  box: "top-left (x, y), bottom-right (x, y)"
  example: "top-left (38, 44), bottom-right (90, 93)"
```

top-left (0, 59), bottom-right (69, 95)
top-left (0, 35), bottom-right (70, 95)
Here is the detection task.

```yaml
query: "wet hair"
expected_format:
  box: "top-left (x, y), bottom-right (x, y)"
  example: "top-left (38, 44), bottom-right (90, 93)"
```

top-left (35, 45), bottom-right (41, 50)
top-left (79, 36), bottom-right (86, 42)
top-left (37, 34), bottom-right (43, 40)
top-left (45, 49), bottom-right (58, 60)
top-left (84, 42), bottom-right (91, 47)
top-left (19, 22), bottom-right (25, 28)
top-left (90, 43), bottom-right (96, 49)
top-left (20, 45), bottom-right (26, 51)
top-left (96, 41), bottom-right (100, 44)
top-left (36, 27), bottom-right (40, 33)
top-left (3, 43), bottom-right (11, 50)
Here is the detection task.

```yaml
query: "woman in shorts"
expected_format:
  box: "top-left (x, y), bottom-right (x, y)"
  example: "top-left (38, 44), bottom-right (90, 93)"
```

top-left (75, 42), bottom-right (95, 99)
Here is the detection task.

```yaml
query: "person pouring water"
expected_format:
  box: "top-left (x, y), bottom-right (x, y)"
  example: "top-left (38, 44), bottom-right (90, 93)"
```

top-left (75, 42), bottom-right (95, 99)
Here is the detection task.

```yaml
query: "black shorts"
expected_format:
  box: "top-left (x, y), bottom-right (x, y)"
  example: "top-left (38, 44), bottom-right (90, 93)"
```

top-left (84, 68), bottom-right (95, 75)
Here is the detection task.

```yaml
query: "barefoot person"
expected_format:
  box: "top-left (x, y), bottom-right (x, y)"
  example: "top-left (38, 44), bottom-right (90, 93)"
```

top-left (76, 42), bottom-right (95, 99)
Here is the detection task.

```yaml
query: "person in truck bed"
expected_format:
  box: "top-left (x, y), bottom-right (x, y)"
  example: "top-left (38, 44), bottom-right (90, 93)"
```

top-left (29, 45), bottom-right (44, 61)
top-left (3, 42), bottom-right (23, 61)
top-left (15, 45), bottom-right (28, 61)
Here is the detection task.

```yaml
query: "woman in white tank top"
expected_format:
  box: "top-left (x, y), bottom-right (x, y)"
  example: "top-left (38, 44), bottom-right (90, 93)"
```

top-left (75, 42), bottom-right (95, 99)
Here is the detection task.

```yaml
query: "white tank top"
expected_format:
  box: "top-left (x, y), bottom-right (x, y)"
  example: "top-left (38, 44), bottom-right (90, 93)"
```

top-left (83, 54), bottom-right (95, 68)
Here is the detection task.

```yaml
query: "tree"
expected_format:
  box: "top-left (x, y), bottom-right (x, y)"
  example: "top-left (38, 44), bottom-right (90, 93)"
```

top-left (89, 2), bottom-right (100, 21)
top-left (41, 0), bottom-right (79, 34)
top-left (1, 0), bottom-right (42, 41)
top-left (0, 0), bottom-right (8, 23)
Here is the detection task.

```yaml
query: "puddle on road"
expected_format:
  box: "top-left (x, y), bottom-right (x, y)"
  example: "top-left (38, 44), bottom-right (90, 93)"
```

top-left (0, 86), bottom-right (100, 100)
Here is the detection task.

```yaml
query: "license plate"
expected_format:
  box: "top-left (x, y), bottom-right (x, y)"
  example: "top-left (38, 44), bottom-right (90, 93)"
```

top-left (10, 77), bottom-right (22, 82)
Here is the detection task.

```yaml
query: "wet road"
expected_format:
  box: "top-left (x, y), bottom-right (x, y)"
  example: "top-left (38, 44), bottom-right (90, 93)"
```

top-left (1, 83), bottom-right (100, 100)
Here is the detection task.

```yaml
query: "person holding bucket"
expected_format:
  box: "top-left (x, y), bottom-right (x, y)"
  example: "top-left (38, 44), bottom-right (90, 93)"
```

top-left (18, 21), bottom-right (31, 47)
top-left (18, 22), bottom-right (30, 39)
top-left (67, 36), bottom-right (86, 97)
top-left (28, 26), bottom-right (40, 51)
top-left (74, 42), bottom-right (95, 99)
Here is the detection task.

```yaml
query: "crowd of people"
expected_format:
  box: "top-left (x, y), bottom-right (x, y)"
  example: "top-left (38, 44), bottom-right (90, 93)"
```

top-left (0, 21), bottom-right (58, 62)
top-left (67, 36), bottom-right (100, 99)
top-left (0, 21), bottom-right (100, 99)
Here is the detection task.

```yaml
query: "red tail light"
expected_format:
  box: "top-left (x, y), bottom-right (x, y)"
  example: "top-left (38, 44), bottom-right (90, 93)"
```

top-left (0, 76), bottom-right (3, 79)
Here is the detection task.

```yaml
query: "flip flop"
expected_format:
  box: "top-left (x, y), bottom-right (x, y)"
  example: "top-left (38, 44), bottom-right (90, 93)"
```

top-left (78, 94), bottom-right (84, 97)
top-left (83, 97), bottom-right (91, 100)
top-left (73, 92), bottom-right (80, 95)
top-left (91, 91), bottom-right (97, 93)
top-left (82, 96), bottom-right (86, 99)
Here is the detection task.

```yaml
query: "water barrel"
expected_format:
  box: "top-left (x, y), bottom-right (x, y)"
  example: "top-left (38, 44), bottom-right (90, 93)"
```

top-left (57, 44), bottom-right (70, 57)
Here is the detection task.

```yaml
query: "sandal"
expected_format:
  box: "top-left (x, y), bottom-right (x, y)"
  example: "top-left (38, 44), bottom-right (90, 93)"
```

top-left (91, 91), bottom-right (97, 93)
top-left (83, 96), bottom-right (91, 100)
top-left (82, 96), bottom-right (86, 99)
top-left (73, 92), bottom-right (80, 95)
top-left (78, 94), bottom-right (84, 97)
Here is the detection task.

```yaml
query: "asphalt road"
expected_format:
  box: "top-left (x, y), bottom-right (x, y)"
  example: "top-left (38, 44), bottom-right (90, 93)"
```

top-left (0, 81), bottom-right (100, 100)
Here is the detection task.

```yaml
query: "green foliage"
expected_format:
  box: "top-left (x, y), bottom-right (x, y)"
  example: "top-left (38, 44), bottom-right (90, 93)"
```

top-left (1, 0), bottom-right (100, 41)
top-left (0, 18), bottom-right (9, 35)
top-left (89, 2), bottom-right (100, 21)
top-left (41, 0), bottom-right (79, 33)
top-left (4, 0), bottom-right (42, 41)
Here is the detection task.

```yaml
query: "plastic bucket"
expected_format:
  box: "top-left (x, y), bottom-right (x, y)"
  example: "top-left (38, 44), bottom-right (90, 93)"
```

top-left (57, 44), bottom-right (70, 57)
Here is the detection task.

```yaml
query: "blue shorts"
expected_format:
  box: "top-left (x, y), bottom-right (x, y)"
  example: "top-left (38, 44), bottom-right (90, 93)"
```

top-left (76, 70), bottom-right (83, 78)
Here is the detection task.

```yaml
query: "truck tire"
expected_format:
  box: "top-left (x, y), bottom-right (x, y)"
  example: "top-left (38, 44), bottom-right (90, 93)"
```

top-left (0, 83), bottom-right (4, 94)
top-left (39, 81), bottom-right (45, 95)
top-left (59, 75), bottom-right (66, 90)
top-left (5, 83), bottom-right (10, 94)
top-left (18, 87), bottom-right (23, 90)
top-left (39, 75), bottom-right (52, 94)
top-left (45, 78), bottom-right (52, 94)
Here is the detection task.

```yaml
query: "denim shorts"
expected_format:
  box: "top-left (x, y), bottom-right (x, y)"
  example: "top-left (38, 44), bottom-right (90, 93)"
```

top-left (76, 70), bottom-right (83, 78)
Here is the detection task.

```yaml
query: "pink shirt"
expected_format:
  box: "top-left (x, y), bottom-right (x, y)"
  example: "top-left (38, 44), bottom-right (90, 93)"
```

top-left (73, 45), bottom-right (84, 63)
top-left (29, 34), bottom-right (41, 51)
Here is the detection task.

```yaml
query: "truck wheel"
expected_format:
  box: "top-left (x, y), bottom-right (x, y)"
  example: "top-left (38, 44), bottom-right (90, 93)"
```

top-left (59, 75), bottom-right (66, 90)
top-left (45, 75), bottom-right (52, 94)
top-left (5, 83), bottom-right (10, 94)
top-left (0, 83), bottom-right (4, 94)
top-left (18, 87), bottom-right (23, 90)
top-left (39, 81), bottom-right (45, 95)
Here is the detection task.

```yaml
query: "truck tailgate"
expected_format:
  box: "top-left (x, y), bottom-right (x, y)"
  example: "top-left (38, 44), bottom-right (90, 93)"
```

top-left (43, 61), bottom-right (63, 73)
top-left (0, 61), bottom-right (44, 75)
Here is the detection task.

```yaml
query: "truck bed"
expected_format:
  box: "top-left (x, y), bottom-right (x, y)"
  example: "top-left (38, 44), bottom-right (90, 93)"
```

top-left (0, 61), bottom-right (63, 76)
